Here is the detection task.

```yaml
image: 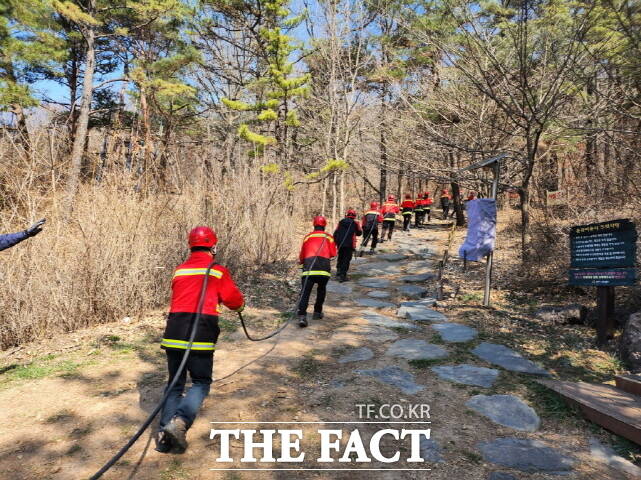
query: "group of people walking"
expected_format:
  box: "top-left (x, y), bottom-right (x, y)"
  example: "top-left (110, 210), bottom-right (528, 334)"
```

top-left (1, 187), bottom-right (481, 459)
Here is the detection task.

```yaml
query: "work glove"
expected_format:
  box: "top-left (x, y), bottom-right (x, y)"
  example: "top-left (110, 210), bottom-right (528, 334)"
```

top-left (25, 218), bottom-right (46, 237)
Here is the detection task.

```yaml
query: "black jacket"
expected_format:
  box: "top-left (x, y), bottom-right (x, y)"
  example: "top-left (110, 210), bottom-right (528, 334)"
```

top-left (333, 218), bottom-right (363, 250)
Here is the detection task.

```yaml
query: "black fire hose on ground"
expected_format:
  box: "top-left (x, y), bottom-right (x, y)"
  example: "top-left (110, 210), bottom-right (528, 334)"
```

top-left (90, 231), bottom-right (336, 478)
top-left (90, 260), bottom-right (217, 479)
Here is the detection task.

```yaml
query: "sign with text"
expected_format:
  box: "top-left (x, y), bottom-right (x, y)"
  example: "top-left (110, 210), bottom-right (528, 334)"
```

top-left (569, 219), bottom-right (637, 286)
top-left (569, 268), bottom-right (636, 287)
top-left (546, 190), bottom-right (563, 206)
top-left (570, 219), bottom-right (637, 269)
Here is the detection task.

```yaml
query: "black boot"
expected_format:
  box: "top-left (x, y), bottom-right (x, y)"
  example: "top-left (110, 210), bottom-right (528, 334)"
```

top-left (163, 417), bottom-right (188, 453)
top-left (313, 312), bottom-right (324, 320)
top-left (298, 314), bottom-right (308, 327)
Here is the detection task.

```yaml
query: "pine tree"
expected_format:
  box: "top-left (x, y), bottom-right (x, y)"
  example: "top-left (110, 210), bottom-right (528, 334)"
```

top-left (214, 0), bottom-right (310, 163)
top-left (0, 0), bottom-right (65, 151)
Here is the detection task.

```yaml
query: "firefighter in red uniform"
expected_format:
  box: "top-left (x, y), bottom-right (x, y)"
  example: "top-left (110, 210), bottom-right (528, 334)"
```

top-left (414, 193), bottom-right (424, 228)
top-left (298, 216), bottom-right (337, 327)
top-left (440, 189), bottom-right (451, 219)
top-left (423, 191), bottom-right (434, 223)
top-left (380, 194), bottom-right (400, 241)
top-left (333, 209), bottom-right (362, 282)
top-left (158, 226), bottom-right (244, 454)
top-left (400, 194), bottom-right (414, 232)
top-left (361, 201), bottom-right (383, 253)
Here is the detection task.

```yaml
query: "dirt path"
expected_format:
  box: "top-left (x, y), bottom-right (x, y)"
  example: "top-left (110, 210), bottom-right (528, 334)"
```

top-left (0, 222), bottom-right (638, 480)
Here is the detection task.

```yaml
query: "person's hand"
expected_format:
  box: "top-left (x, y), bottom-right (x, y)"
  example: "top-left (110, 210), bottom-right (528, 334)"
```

top-left (25, 218), bottom-right (46, 237)
top-left (235, 304), bottom-right (245, 313)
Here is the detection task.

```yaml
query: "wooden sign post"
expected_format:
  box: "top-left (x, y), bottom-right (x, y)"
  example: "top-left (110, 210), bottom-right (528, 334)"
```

top-left (568, 219), bottom-right (637, 346)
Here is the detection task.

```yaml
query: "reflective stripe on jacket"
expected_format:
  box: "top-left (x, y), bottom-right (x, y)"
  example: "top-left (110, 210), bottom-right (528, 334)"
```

top-left (163, 251), bottom-right (244, 353)
top-left (299, 230), bottom-right (337, 276)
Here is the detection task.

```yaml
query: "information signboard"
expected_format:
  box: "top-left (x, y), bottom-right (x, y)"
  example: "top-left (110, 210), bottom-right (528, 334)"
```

top-left (568, 219), bottom-right (637, 344)
top-left (570, 219), bottom-right (637, 270)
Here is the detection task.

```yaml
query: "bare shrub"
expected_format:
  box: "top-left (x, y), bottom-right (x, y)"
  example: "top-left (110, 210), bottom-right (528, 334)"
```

top-left (0, 163), bottom-right (300, 349)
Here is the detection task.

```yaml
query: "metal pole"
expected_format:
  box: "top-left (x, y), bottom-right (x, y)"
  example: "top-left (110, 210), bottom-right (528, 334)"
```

top-left (483, 161), bottom-right (500, 307)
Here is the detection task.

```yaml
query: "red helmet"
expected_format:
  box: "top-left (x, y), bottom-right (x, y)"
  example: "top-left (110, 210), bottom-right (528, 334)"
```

top-left (370, 201), bottom-right (379, 210)
top-left (417, 193), bottom-right (424, 199)
top-left (424, 191), bottom-right (430, 197)
top-left (189, 226), bottom-right (218, 248)
top-left (346, 209), bottom-right (357, 218)
top-left (441, 189), bottom-right (448, 194)
top-left (387, 194), bottom-right (395, 202)
top-left (405, 194), bottom-right (411, 199)
top-left (313, 215), bottom-right (327, 227)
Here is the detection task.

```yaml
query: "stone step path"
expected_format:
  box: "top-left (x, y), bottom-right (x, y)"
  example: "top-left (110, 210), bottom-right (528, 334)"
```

top-left (338, 347), bottom-right (374, 364)
top-left (431, 323), bottom-right (478, 342)
top-left (361, 311), bottom-right (419, 330)
top-left (466, 394), bottom-right (541, 432)
top-left (326, 232), bottom-right (588, 476)
top-left (366, 290), bottom-right (391, 299)
top-left (478, 437), bottom-right (575, 474)
top-left (432, 364), bottom-right (499, 388)
top-left (386, 338), bottom-right (448, 361)
top-left (472, 342), bottom-right (550, 375)
top-left (356, 365), bottom-right (424, 395)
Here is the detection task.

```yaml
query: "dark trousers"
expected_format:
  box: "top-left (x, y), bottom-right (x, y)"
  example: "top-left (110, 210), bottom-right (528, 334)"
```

top-left (382, 220), bottom-right (395, 239)
top-left (442, 205), bottom-right (450, 219)
top-left (337, 247), bottom-right (354, 278)
top-left (298, 275), bottom-right (329, 315)
top-left (425, 208), bottom-right (431, 222)
top-left (160, 350), bottom-right (213, 430)
top-left (362, 227), bottom-right (378, 250)
top-left (415, 211), bottom-right (423, 227)
top-left (403, 215), bottom-right (411, 231)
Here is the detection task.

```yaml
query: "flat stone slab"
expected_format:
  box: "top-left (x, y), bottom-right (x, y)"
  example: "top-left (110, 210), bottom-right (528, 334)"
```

top-left (403, 260), bottom-right (434, 272)
top-left (589, 437), bottom-right (641, 477)
top-left (326, 281), bottom-right (353, 294)
top-left (478, 437), bottom-right (574, 473)
top-left (431, 323), bottom-right (478, 342)
top-left (367, 290), bottom-right (391, 299)
top-left (397, 285), bottom-right (428, 299)
top-left (419, 437), bottom-right (444, 463)
top-left (488, 473), bottom-right (517, 480)
top-left (400, 273), bottom-right (437, 283)
top-left (466, 395), bottom-right (540, 432)
top-left (432, 364), bottom-right (499, 388)
top-left (356, 366), bottom-right (424, 394)
top-left (357, 278), bottom-right (391, 288)
top-left (332, 324), bottom-right (399, 344)
top-left (378, 253), bottom-right (408, 262)
top-left (398, 306), bottom-right (449, 323)
top-left (338, 347), bottom-right (374, 364)
top-left (386, 339), bottom-right (448, 360)
top-left (357, 261), bottom-right (403, 275)
top-left (472, 342), bottom-right (549, 375)
top-left (362, 311), bottom-right (419, 331)
top-left (355, 297), bottom-right (395, 309)
top-left (400, 298), bottom-right (437, 308)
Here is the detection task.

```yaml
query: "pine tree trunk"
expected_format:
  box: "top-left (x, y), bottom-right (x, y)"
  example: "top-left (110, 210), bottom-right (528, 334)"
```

top-left (64, 14), bottom-right (96, 215)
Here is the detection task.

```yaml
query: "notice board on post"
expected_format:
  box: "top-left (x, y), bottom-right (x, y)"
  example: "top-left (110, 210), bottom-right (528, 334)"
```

top-left (569, 219), bottom-right (637, 286)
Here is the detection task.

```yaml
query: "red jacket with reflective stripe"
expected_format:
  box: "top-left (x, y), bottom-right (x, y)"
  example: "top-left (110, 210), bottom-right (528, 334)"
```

top-left (401, 200), bottom-right (414, 214)
top-left (169, 251), bottom-right (244, 316)
top-left (299, 229), bottom-right (337, 274)
top-left (381, 202), bottom-right (400, 217)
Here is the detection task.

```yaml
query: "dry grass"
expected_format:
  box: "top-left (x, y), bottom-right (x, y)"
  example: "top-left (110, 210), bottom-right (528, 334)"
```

top-left (0, 142), bottom-right (303, 348)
